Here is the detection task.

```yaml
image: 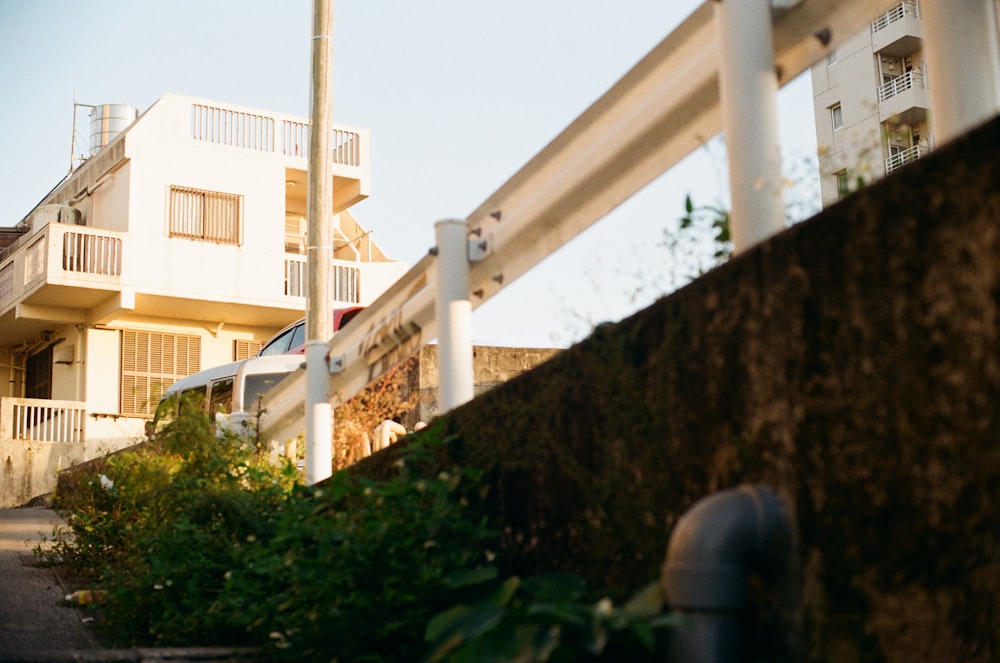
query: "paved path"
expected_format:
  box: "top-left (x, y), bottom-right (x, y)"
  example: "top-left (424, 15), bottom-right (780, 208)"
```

top-left (0, 506), bottom-right (260, 662)
top-left (0, 506), bottom-right (97, 660)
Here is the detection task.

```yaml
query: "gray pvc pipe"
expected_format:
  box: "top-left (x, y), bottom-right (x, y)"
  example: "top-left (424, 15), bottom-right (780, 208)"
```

top-left (661, 484), bottom-right (792, 663)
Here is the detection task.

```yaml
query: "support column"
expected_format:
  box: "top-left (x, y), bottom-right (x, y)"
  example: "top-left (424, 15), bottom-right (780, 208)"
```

top-left (434, 219), bottom-right (474, 412)
top-left (922, 0), bottom-right (1000, 144)
top-left (715, 0), bottom-right (785, 253)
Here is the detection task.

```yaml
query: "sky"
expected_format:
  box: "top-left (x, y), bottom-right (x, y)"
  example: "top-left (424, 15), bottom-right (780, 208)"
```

top-left (0, 0), bottom-right (820, 348)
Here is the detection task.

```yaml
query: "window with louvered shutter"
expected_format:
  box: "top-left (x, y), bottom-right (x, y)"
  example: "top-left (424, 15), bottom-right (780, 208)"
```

top-left (121, 330), bottom-right (201, 417)
top-left (234, 339), bottom-right (262, 361)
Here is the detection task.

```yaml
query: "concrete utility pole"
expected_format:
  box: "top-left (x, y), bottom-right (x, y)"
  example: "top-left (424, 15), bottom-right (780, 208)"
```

top-left (305, 0), bottom-right (334, 485)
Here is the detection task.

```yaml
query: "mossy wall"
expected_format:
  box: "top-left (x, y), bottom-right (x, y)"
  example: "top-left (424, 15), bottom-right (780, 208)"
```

top-left (358, 115), bottom-right (1000, 662)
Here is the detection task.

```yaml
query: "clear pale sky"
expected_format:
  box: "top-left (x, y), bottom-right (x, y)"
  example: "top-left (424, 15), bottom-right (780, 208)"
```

top-left (0, 1), bottom-right (819, 347)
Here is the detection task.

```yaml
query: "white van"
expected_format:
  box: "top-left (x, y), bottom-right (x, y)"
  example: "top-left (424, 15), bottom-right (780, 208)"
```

top-left (151, 354), bottom-right (304, 434)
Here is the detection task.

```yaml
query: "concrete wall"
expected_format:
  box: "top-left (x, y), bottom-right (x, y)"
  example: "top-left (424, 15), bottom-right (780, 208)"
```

top-left (357, 115), bottom-right (1000, 661)
top-left (401, 345), bottom-right (560, 428)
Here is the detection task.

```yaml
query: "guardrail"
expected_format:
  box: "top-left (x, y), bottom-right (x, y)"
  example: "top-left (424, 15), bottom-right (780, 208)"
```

top-left (259, 0), bottom-right (990, 458)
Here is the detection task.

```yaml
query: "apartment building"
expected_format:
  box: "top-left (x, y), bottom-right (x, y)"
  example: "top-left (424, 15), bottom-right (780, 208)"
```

top-left (811, 1), bottom-right (936, 206)
top-left (0, 94), bottom-right (407, 506)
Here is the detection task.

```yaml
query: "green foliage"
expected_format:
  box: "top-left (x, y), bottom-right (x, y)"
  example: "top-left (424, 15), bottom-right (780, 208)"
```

top-left (52, 397), bottom-right (300, 646)
top-left (424, 573), bottom-right (679, 662)
top-left (218, 429), bottom-right (499, 661)
top-left (53, 404), bottom-right (675, 660)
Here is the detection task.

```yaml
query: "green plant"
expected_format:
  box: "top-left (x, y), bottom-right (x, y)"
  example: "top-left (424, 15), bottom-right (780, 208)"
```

top-left (220, 428), bottom-right (499, 661)
top-left (424, 572), bottom-right (678, 662)
top-left (51, 395), bottom-right (300, 646)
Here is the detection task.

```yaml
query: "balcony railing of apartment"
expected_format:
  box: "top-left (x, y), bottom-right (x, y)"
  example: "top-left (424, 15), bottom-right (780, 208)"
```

top-left (0, 223), bottom-right (123, 312)
top-left (284, 256), bottom-right (361, 303)
top-left (191, 103), bottom-right (363, 168)
top-left (878, 69), bottom-right (928, 102)
top-left (885, 144), bottom-right (931, 174)
top-left (0, 397), bottom-right (86, 444)
top-left (872, 0), bottom-right (920, 34)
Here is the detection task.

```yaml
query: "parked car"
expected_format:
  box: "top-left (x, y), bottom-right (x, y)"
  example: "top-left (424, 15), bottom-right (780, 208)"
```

top-left (149, 353), bottom-right (305, 435)
top-left (257, 306), bottom-right (364, 357)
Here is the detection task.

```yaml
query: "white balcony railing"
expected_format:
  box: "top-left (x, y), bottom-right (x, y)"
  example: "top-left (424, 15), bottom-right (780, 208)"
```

top-left (0, 397), bottom-right (86, 444)
top-left (284, 256), bottom-right (361, 303)
top-left (0, 223), bottom-right (123, 312)
top-left (189, 102), bottom-right (364, 169)
top-left (879, 69), bottom-right (928, 102)
top-left (872, 0), bottom-right (920, 33)
top-left (885, 144), bottom-right (931, 173)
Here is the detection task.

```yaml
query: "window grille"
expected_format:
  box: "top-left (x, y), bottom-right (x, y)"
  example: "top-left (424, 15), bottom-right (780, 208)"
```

top-left (121, 330), bottom-right (201, 417)
top-left (169, 186), bottom-right (243, 245)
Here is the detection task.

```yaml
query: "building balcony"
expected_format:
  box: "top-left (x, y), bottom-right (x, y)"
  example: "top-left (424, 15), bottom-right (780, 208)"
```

top-left (878, 70), bottom-right (930, 124)
top-left (187, 99), bottom-right (370, 214)
top-left (0, 222), bottom-right (124, 346)
top-left (872, 1), bottom-right (923, 57)
top-left (0, 218), bottom-right (406, 347)
top-left (885, 144), bottom-right (931, 174)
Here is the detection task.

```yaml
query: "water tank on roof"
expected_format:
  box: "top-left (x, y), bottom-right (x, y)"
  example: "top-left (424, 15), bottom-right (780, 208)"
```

top-left (89, 104), bottom-right (137, 155)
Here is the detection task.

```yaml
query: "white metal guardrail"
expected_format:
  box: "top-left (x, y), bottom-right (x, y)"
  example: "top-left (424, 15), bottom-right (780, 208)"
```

top-left (259, 0), bottom-right (997, 450)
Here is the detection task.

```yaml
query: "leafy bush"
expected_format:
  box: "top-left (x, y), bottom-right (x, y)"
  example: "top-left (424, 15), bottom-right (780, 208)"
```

top-left (219, 427), bottom-right (498, 661)
top-left (424, 573), bottom-right (677, 662)
top-left (52, 395), bottom-right (299, 646)
top-left (53, 400), bottom-right (676, 659)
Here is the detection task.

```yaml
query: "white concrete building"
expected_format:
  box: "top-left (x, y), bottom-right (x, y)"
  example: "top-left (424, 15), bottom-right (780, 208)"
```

top-left (0, 93), bottom-right (406, 506)
top-left (811, 1), bottom-right (935, 206)
top-left (811, 0), bottom-right (1000, 206)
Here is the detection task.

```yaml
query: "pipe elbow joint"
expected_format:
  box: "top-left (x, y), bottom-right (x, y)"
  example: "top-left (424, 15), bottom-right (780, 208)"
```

top-left (662, 484), bottom-right (792, 611)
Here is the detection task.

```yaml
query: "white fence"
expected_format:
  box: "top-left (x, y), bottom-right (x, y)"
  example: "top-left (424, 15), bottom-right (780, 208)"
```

top-left (259, 0), bottom-right (999, 458)
top-left (0, 398), bottom-right (86, 444)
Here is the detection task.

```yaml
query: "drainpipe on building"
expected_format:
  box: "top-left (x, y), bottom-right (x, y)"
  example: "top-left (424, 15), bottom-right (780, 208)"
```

top-left (661, 484), bottom-right (793, 663)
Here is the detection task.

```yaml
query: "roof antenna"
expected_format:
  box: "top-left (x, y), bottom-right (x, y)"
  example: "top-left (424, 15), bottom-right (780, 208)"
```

top-left (70, 91), bottom-right (95, 173)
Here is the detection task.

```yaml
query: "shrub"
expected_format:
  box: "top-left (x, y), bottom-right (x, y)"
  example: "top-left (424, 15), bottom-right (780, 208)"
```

top-left (219, 426), bottom-right (499, 661)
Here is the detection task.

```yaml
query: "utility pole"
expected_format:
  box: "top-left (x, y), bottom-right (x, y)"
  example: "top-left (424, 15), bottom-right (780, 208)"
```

top-left (305, 0), bottom-right (334, 485)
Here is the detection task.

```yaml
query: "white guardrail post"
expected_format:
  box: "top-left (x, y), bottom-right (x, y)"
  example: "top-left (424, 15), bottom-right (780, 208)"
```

top-left (715, 0), bottom-right (785, 253)
top-left (922, 0), bottom-right (1000, 145)
top-left (434, 219), bottom-right (475, 411)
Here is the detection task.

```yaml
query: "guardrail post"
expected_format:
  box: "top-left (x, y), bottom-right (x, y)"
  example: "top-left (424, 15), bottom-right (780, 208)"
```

top-left (922, 0), bottom-right (1000, 144)
top-left (715, 0), bottom-right (785, 253)
top-left (434, 219), bottom-right (474, 412)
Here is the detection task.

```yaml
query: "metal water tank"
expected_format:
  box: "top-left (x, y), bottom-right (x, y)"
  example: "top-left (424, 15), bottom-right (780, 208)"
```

top-left (89, 104), bottom-right (138, 155)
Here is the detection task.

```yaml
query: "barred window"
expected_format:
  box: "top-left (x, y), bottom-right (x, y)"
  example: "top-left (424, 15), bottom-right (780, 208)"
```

top-left (121, 330), bottom-right (201, 417)
top-left (169, 186), bottom-right (243, 245)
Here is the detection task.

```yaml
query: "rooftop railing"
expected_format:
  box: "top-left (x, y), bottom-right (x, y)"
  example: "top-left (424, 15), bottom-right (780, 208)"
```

top-left (191, 102), bottom-right (364, 168)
